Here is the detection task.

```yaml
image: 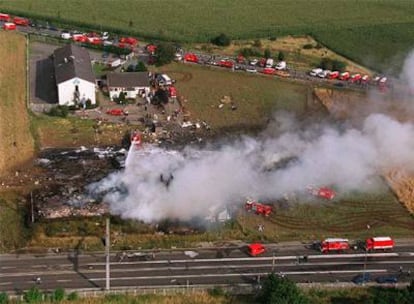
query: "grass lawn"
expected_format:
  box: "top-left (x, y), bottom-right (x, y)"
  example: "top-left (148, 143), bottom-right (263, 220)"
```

top-left (1, 0), bottom-right (414, 73)
top-left (31, 114), bottom-right (130, 148)
top-left (0, 192), bottom-right (31, 253)
top-left (154, 62), bottom-right (311, 131)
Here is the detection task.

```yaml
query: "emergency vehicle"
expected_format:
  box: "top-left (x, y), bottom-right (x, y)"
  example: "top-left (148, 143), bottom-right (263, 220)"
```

top-left (365, 237), bottom-right (394, 251)
top-left (320, 238), bottom-right (350, 253)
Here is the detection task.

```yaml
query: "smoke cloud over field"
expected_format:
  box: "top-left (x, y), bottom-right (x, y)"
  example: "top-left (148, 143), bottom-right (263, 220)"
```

top-left (88, 112), bottom-right (414, 222)
top-left (88, 52), bottom-right (414, 223)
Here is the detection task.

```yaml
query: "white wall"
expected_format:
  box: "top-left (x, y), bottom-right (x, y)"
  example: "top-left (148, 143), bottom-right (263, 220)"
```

top-left (109, 86), bottom-right (150, 101)
top-left (58, 77), bottom-right (96, 106)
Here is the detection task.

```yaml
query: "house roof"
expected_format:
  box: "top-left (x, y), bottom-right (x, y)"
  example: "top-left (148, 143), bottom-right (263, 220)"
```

top-left (107, 72), bottom-right (150, 88)
top-left (53, 44), bottom-right (95, 84)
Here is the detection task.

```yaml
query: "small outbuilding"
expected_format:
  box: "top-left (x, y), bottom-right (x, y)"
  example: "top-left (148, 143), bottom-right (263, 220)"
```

top-left (107, 72), bottom-right (150, 101)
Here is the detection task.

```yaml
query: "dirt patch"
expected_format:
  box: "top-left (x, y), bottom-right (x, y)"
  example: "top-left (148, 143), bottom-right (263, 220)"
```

top-left (0, 32), bottom-right (35, 176)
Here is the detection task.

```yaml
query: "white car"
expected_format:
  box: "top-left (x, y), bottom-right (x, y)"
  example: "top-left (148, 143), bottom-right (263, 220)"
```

top-left (310, 68), bottom-right (323, 77)
top-left (275, 61), bottom-right (287, 70)
top-left (245, 67), bottom-right (257, 73)
top-left (318, 70), bottom-right (330, 78)
top-left (249, 59), bottom-right (259, 66)
top-left (60, 31), bottom-right (71, 39)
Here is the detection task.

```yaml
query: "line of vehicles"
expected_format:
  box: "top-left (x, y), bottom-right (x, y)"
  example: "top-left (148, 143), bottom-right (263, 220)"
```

top-left (248, 236), bottom-right (395, 257)
top-left (309, 68), bottom-right (388, 92)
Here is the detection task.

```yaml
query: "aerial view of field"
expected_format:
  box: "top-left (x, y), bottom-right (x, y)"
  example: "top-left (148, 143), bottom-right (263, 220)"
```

top-left (1, 0), bottom-right (414, 73)
top-left (1, 1), bottom-right (414, 302)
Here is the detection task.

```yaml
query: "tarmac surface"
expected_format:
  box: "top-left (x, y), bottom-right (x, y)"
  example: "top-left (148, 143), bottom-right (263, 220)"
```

top-left (1, 240), bottom-right (413, 294)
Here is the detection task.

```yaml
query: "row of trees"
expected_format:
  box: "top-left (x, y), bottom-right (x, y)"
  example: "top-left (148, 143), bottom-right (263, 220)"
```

top-left (258, 274), bottom-right (414, 304)
top-left (0, 287), bottom-right (78, 303)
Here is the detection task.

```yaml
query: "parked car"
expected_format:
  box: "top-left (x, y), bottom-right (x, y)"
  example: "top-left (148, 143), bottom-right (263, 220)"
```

top-left (245, 67), bottom-right (257, 73)
top-left (60, 31), bottom-right (71, 39)
top-left (376, 276), bottom-right (398, 284)
top-left (352, 273), bottom-right (371, 284)
top-left (249, 59), bottom-right (259, 66)
top-left (310, 68), bottom-right (323, 77)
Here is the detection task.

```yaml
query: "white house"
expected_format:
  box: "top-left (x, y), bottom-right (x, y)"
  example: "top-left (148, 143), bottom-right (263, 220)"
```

top-left (107, 72), bottom-right (150, 101)
top-left (53, 44), bottom-right (96, 106)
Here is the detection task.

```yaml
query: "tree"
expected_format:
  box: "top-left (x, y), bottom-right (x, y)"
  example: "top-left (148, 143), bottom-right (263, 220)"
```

top-left (135, 61), bottom-right (147, 72)
top-left (211, 33), bottom-right (231, 46)
top-left (258, 273), bottom-right (309, 304)
top-left (0, 292), bottom-right (8, 304)
top-left (264, 48), bottom-right (271, 59)
top-left (67, 291), bottom-right (79, 301)
top-left (332, 59), bottom-right (346, 72)
top-left (155, 42), bottom-right (175, 66)
top-left (278, 51), bottom-right (285, 61)
top-left (23, 286), bottom-right (43, 303)
top-left (50, 287), bottom-right (65, 302)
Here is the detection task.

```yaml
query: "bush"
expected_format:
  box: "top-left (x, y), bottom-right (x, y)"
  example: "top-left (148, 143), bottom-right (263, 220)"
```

top-left (154, 42), bottom-right (176, 66)
top-left (319, 58), bottom-right (347, 72)
top-left (67, 291), bottom-right (79, 301)
top-left (0, 292), bottom-right (8, 304)
top-left (253, 39), bottom-right (262, 48)
top-left (48, 105), bottom-right (69, 118)
top-left (269, 36), bottom-right (277, 41)
top-left (23, 287), bottom-right (43, 303)
top-left (264, 48), bottom-right (271, 59)
top-left (208, 287), bottom-right (225, 297)
top-left (303, 44), bottom-right (314, 49)
top-left (211, 33), bottom-right (231, 46)
top-left (278, 51), bottom-right (285, 61)
top-left (135, 61), bottom-right (148, 72)
top-left (258, 273), bottom-right (309, 304)
top-left (239, 47), bottom-right (262, 58)
top-left (50, 288), bottom-right (65, 302)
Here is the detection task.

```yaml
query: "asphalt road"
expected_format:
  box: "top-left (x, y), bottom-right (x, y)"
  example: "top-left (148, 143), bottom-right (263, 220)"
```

top-left (1, 242), bottom-right (413, 293)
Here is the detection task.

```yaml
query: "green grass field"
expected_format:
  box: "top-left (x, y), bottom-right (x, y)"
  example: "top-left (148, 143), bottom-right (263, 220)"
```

top-left (158, 62), bottom-right (311, 131)
top-left (1, 0), bottom-right (414, 72)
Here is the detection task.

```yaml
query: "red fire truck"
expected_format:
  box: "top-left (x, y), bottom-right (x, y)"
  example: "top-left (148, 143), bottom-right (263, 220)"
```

top-left (365, 237), bottom-right (394, 251)
top-left (12, 16), bottom-right (29, 26)
top-left (307, 186), bottom-right (336, 200)
top-left (245, 199), bottom-right (272, 216)
top-left (0, 13), bottom-right (10, 22)
top-left (320, 238), bottom-right (350, 253)
top-left (219, 59), bottom-right (234, 68)
top-left (130, 131), bottom-right (142, 148)
top-left (2, 22), bottom-right (16, 30)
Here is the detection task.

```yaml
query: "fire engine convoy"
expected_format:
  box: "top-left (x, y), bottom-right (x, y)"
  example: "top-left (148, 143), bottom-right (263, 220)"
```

top-left (319, 236), bottom-right (395, 253)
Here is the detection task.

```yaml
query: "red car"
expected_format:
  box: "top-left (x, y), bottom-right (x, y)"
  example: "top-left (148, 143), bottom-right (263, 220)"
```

top-left (248, 243), bottom-right (266, 256)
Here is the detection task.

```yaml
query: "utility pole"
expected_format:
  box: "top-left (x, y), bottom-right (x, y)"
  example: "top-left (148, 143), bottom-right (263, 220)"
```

top-left (105, 217), bottom-right (110, 291)
top-left (30, 191), bottom-right (34, 223)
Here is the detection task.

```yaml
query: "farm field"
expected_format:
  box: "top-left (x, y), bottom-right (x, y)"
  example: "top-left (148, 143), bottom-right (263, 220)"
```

top-left (1, 0), bottom-right (414, 73)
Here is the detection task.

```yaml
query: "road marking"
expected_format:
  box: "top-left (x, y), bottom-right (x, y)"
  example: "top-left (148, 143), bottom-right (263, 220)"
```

top-left (57, 279), bottom-right (72, 283)
top-left (89, 269), bottom-right (389, 282)
top-left (0, 266), bottom-right (16, 270)
top-left (0, 282), bottom-right (11, 286)
top-left (1, 259), bottom-right (413, 278)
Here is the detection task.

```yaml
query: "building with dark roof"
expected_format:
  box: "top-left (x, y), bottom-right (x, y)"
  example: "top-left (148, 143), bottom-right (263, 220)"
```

top-left (53, 44), bottom-right (96, 106)
top-left (107, 72), bottom-right (150, 101)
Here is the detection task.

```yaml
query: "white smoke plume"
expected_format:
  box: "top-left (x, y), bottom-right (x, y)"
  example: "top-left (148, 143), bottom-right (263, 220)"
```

top-left (87, 52), bottom-right (414, 223)
top-left (87, 111), bottom-right (414, 223)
